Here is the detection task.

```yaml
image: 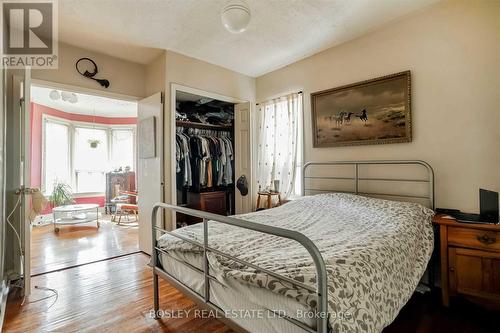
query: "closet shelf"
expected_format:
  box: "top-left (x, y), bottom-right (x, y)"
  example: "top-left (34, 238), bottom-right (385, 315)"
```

top-left (176, 120), bottom-right (233, 130)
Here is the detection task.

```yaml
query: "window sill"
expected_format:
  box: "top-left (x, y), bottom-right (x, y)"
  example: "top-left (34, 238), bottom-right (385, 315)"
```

top-left (73, 192), bottom-right (105, 198)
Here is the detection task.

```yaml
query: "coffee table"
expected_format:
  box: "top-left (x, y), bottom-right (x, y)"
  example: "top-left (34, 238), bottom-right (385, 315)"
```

top-left (52, 204), bottom-right (100, 233)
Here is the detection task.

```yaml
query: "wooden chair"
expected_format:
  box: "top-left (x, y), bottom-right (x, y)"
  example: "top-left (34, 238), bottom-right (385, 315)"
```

top-left (112, 191), bottom-right (138, 225)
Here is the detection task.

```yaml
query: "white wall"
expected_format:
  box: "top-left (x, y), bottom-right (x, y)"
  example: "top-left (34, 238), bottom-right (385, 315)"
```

top-left (137, 52), bottom-right (166, 253)
top-left (145, 51), bottom-right (166, 97)
top-left (32, 42), bottom-right (147, 98)
top-left (256, 0), bottom-right (500, 213)
top-left (0, 69), bottom-right (5, 282)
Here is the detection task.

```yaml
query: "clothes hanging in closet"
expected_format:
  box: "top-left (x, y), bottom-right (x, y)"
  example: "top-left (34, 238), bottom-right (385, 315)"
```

top-left (176, 128), bottom-right (234, 192)
top-left (176, 131), bottom-right (192, 187)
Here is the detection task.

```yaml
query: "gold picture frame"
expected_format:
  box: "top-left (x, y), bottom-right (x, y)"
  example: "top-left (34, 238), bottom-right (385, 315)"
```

top-left (311, 71), bottom-right (412, 147)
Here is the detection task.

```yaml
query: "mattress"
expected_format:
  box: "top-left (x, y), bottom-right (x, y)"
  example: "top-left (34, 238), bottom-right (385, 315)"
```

top-left (158, 193), bottom-right (435, 332)
top-left (160, 251), bottom-right (316, 332)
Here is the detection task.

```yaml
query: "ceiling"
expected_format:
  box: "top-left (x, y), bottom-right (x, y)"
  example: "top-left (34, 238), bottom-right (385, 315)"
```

top-left (31, 86), bottom-right (138, 118)
top-left (58, 0), bottom-right (439, 77)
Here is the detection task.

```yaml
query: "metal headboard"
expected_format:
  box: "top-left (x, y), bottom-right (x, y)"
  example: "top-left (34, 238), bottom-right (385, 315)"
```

top-left (302, 160), bottom-right (435, 210)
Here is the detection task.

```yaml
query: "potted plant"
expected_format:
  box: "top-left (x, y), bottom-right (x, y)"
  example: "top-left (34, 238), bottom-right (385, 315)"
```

top-left (88, 139), bottom-right (101, 148)
top-left (49, 181), bottom-right (75, 207)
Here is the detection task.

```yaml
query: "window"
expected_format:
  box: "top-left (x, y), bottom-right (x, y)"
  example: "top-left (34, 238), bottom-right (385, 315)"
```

top-left (42, 116), bottom-right (136, 195)
top-left (74, 127), bottom-right (108, 193)
top-left (256, 92), bottom-right (303, 198)
top-left (111, 129), bottom-right (134, 171)
top-left (44, 121), bottom-right (70, 194)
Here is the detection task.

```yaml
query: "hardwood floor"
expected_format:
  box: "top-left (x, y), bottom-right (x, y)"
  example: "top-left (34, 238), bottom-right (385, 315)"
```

top-left (384, 292), bottom-right (498, 333)
top-left (31, 215), bottom-right (139, 275)
top-left (5, 252), bottom-right (498, 333)
top-left (5, 253), bottom-right (232, 333)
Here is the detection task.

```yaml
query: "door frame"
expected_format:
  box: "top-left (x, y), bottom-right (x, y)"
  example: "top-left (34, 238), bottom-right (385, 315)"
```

top-left (31, 79), bottom-right (140, 102)
top-left (25, 79), bottom-right (140, 283)
top-left (12, 72), bottom-right (31, 295)
top-left (169, 83), bottom-right (249, 229)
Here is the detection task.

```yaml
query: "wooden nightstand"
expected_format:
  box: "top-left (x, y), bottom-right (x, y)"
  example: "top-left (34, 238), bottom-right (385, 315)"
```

top-left (433, 214), bottom-right (500, 307)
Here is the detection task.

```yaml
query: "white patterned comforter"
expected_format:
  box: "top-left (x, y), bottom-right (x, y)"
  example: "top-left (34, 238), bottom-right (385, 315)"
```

top-left (158, 193), bottom-right (434, 332)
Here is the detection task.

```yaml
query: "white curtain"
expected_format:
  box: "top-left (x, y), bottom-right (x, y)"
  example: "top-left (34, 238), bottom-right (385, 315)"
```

top-left (256, 93), bottom-right (302, 198)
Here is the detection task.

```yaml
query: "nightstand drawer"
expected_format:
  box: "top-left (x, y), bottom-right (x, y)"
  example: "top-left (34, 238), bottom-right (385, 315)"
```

top-left (448, 227), bottom-right (500, 252)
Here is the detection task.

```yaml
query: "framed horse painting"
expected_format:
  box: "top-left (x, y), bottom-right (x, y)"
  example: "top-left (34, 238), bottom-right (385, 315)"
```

top-left (311, 71), bottom-right (412, 147)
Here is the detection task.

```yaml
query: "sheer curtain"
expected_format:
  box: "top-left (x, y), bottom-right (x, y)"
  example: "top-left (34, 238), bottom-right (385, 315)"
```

top-left (256, 92), bottom-right (302, 198)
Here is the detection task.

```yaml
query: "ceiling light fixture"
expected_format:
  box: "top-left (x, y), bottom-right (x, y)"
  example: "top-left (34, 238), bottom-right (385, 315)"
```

top-left (61, 91), bottom-right (78, 104)
top-left (49, 89), bottom-right (60, 100)
top-left (221, 0), bottom-right (251, 33)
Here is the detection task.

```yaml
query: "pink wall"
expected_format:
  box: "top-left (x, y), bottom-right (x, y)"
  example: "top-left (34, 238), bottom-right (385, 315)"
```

top-left (30, 102), bottom-right (137, 213)
top-left (41, 196), bottom-right (107, 215)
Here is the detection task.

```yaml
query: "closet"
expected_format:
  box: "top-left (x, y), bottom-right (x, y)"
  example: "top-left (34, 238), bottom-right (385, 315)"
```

top-left (175, 91), bottom-right (235, 227)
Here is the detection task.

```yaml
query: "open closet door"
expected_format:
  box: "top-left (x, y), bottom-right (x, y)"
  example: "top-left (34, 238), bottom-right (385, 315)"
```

top-left (234, 102), bottom-right (252, 214)
top-left (137, 92), bottom-right (163, 254)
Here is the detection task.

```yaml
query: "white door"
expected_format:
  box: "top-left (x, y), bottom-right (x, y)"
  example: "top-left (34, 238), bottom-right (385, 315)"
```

top-left (12, 70), bottom-right (31, 295)
top-left (234, 102), bottom-right (252, 214)
top-left (137, 92), bottom-right (163, 254)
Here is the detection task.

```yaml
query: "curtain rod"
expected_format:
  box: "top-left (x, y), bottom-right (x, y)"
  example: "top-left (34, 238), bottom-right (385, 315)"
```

top-left (256, 91), bottom-right (302, 106)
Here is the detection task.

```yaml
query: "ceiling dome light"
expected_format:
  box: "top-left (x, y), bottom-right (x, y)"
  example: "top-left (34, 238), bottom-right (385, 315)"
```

top-left (68, 93), bottom-right (78, 104)
top-left (49, 89), bottom-right (60, 100)
top-left (60, 91), bottom-right (78, 104)
top-left (61, 91), bottom-right (71, 102)
top-left (221, 0), bottom-right (251, 33)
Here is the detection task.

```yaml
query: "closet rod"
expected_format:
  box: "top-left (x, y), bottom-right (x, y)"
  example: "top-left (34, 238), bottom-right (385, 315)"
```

top-left (175, 120), bottom-right (233, 130)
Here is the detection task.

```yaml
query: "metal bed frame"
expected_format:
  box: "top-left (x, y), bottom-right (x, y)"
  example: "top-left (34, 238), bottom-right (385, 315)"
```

top-left (151, 160), bottom-right (435, 333)
top-left (302, 160), bottom-right (434, 210)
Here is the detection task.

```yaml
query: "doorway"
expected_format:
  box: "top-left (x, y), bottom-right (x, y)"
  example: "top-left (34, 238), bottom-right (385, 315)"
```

top-left (29, 82), bottom-right (140, 275)
top-left (170, 84), bottom-right (253, 229)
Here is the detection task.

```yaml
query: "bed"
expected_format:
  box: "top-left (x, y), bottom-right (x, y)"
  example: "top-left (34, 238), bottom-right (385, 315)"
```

top-left (151, 160), bottom-right (435, 333)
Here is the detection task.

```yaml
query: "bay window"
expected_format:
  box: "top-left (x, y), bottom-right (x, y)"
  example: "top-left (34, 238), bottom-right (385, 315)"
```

top-left (74, 127), bottom-right (108, 193)
top-left (111, 129), bottom-right (135, 171)
top-left (42, 115), bottom-right (136, 195)
top-left (44, 121), bottom-right (71, 194)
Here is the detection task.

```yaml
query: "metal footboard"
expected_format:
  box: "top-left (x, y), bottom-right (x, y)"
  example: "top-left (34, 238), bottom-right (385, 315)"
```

top-left (151, 203), bottom-right (329, 333)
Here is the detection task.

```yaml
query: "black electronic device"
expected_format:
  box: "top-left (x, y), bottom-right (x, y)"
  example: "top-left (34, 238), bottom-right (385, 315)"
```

top-left (436, 189), bottom-right (499, 225)
top-left (435, 208), bottom-right (460, 215)
top-left (480, 188), bottom-right (499, 223)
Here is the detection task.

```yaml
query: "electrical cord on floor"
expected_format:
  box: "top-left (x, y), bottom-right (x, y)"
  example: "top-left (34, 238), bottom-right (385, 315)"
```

top-left (7, 194), bottom-right (59, 310)
top-left (30, 286), bottom-right (59, 309)
top-left (10, 283), bottom-right (59, 309)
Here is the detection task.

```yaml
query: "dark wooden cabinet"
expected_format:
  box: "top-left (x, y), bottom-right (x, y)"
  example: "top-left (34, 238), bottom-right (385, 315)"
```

top-left (179, 191), bottom-right (227, 224)
top-left (105, 171), bottom-right (136, 213)
top-left (434, 215), bottom-right (500, 307)
top-left (189, 191), bottom-right (226, 215)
